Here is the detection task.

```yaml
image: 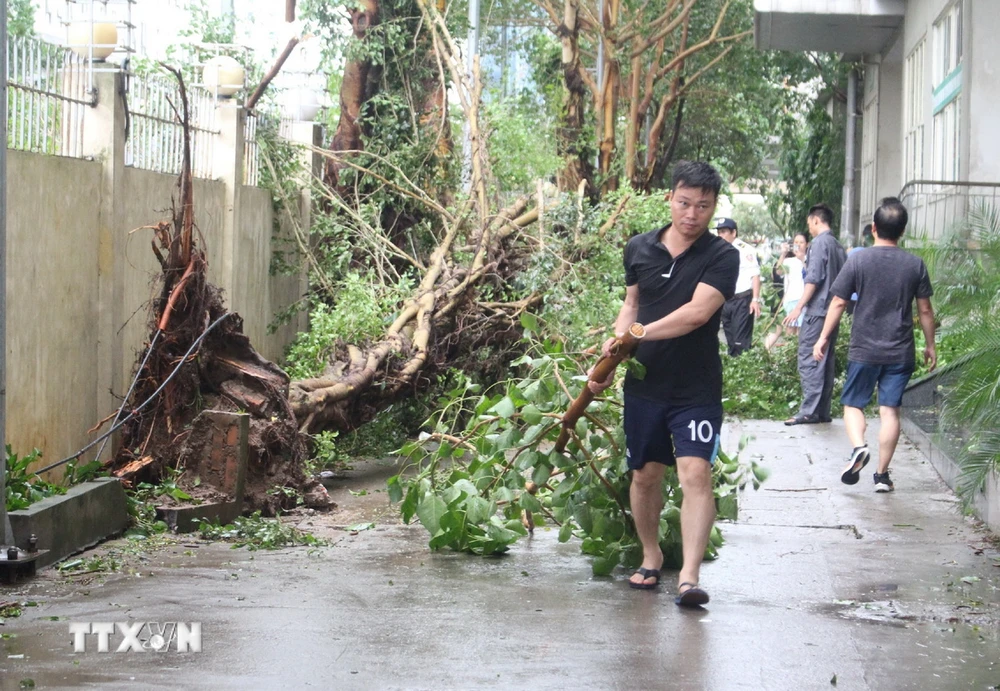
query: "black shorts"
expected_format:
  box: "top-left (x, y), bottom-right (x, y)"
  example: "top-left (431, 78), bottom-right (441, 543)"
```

top-left (623, 394), bottom-right (722, 471)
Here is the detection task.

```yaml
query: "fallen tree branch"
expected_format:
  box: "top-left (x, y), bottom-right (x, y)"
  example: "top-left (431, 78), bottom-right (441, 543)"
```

top-left (245, 37), bottom-right (300, 111)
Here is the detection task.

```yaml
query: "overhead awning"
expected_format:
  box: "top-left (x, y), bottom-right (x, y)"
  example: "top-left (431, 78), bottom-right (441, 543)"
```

top-left (754, 0), bottom-right (905, 54)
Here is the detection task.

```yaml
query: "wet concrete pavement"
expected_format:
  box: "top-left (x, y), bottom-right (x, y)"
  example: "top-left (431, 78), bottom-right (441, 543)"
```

top-left (1, 419), bottom-right (999, 690)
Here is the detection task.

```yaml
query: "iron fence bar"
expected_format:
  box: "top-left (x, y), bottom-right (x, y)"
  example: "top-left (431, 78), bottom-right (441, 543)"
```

top-left (6, 81), bottom-right (96, 107)
top-left (130, 109), bottom-right (218, 133)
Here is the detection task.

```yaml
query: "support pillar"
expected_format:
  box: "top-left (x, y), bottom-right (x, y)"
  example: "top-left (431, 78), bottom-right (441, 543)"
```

top-left (82, 70), bottom-right (126, 463)
top-left (211, 103), bottom-right (246, 306)
top-left (842, 67), bottom-right (859, 242)
top-left (286, 121), bottom-right (322, 334)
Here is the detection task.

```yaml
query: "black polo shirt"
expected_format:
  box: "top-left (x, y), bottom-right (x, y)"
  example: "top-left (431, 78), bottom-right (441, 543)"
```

top-left (622, 225), bottom-right (739, 406)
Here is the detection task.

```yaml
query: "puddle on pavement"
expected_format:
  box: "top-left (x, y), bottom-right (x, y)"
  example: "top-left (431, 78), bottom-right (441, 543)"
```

top-left (815, 596), bottom-right (1000, 641)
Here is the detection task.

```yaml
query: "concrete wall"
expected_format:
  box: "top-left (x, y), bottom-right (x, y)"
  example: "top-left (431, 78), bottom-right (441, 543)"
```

top-left (875, 42), bottom-right (904, 201)
top-left (5, 152), bottom-right (102, 466)
top-left (4, 73), bottom-right (315, 473)
top-left (233, 186), bottom-right (307, 362)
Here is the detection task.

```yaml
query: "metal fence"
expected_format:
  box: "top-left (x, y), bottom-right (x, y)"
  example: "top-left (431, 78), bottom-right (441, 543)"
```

top-left (243, 112), bottom-right (292, 187)
top-left (899, 180), bottom-right (1000, 243)
top-left (6, 36), bottom-right (95, 158)
top-left (124, 72), bottom-right (218, 178)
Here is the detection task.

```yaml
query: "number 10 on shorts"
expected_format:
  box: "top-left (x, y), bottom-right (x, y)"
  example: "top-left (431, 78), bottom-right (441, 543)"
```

top-left (688, 419), bottom-right (714, 443)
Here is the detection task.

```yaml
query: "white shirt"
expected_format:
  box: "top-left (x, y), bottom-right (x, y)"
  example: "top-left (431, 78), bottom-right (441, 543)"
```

top-left (782, 256), bottom-right (805, 304)
top-left (732, 238), bottom-right (760, 294)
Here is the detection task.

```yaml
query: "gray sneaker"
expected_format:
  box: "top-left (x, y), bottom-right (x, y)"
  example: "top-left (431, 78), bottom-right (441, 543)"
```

top-left (873, 471), bottom-right (894, 493)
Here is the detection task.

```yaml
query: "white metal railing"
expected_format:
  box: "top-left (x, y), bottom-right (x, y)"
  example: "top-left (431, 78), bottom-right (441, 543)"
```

top-left (125, 72), bottom-right (217, 178)
top-left (6, 35), bottom-right (95, 158)
top-left (243, 111), bottom-right (290, 187)
top-left (899, 180), bottom-right (1000, 243)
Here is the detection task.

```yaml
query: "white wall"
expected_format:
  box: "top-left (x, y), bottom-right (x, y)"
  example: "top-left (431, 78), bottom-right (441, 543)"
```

top-left (966, 0), bottom-right (1000, 182)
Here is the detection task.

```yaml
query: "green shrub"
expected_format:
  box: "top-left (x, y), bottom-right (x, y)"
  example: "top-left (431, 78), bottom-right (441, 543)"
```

top-left (4, 446), bottom-right (64, 512)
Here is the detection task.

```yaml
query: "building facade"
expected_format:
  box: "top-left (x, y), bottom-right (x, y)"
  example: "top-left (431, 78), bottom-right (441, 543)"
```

top-left (755, 0), bottom-right (1000, 241)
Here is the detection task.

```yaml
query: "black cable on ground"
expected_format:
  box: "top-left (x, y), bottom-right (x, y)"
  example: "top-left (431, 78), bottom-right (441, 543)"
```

top-left (93, 328), bottom-right (163, 465)
top-left (33, 312), bottom-right (233, 477)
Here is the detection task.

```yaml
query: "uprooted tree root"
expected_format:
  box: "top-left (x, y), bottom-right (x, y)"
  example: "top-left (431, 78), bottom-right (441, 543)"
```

top-left (105, 68), bottom-right (331, 515)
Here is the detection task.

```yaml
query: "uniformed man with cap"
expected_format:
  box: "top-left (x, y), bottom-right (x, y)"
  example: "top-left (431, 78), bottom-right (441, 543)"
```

top-left (715, 217), bottom-right (761, 356)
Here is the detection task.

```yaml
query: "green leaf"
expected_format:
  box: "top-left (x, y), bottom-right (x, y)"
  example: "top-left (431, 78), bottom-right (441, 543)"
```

top-left (386, 475), bottom-right (403, 503)
top-left (519, 312), bottom-right (539, 332)
top-left (521, 404), bottom-right (542, 425)
top-left (516, 450), bottom-right (540, 471)
top-left (490, 396), bottom-right (516, 419)
top-left (399, 441), bottom-right (422, 459)
top-left (520, 491), bottom-right (542, 513)
top-left (503, 518), bottom-right (529, 536)
top-left (416, 495), bottom-right (448, 535)
top-left (465, 496), bottom-right (491, 524)
top-left (400, 485), bottom-right (419, 524)
top-left (591, 554), bottom-right (619, 577)
top-left (558, 521), bottom-right (574, 543)
top-left (752, 463), bottom-right (771, 483)
top-left (716, 494), bottom-right (738, 522)
top-left (532, 463), bottom-right (552, 487)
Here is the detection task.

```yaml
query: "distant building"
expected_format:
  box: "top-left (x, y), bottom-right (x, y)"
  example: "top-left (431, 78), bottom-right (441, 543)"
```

top-left (754, 0), bottom-right (1000, 242)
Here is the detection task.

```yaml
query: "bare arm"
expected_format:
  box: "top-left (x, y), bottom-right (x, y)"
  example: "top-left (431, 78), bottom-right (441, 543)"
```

top-left (590, 285), bottom-right (640, 393)
top-left (917, 297), bottom-right (937, 371)
top-left (783, 282), bottom-right (817, 326)
top-left (750, 274), bottom-right (762, 317)
top-left (613, 284), bottom-right (640, 339)
top-left (811, 296), bottom-right (848, 361)
top-left (642, 282), bottom-right (727, 341)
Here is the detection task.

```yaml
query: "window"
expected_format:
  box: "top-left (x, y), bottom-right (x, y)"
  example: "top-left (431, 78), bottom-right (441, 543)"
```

top-left (903, 40), bottom-right (925, 182)
top-left (933, 99), bottom-right (961, 181)
top-left (933, 3), bottom-right (962, 85)
top-left (931, 4), bottom-right (962, 181)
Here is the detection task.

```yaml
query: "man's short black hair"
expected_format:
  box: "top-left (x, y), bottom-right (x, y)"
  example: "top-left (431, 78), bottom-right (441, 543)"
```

top-left (873, 198), bottom-right (908, 241)
top-left (671, 161), bottom-right (723, 198)
top-left (807, 203), bottom-right (834, 227)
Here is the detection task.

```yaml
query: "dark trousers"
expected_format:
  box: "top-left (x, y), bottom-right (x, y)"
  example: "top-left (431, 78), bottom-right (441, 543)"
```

top-left (796, 314), bottom-right (840, 419)
top-left (722, 290), bottom-right (754, 356)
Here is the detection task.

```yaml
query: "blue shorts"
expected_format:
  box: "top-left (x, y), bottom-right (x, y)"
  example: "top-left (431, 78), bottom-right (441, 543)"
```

top-left (783, 300), bottom-right (803, 327)
top-left (841, 361), bottom-right (914, 409)
top-left (623, 395), bottom-right (721, 471)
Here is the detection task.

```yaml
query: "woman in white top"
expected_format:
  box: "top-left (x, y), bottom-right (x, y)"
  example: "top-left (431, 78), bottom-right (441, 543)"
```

top-left (765, 232), bottom-right (808, 349)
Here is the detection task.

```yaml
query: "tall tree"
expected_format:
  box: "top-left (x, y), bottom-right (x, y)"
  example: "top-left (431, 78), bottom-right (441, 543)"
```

top-left (535, 0), bottom-right (751, 194)
top-left (555, 0), bottom-right (595, 194)
top-left (324, 0), bottom-right (381, 192)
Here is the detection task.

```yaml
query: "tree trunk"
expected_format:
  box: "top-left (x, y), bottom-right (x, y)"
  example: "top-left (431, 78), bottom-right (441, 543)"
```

top-left (416, 0), bottom-right (453, 204)
top-left (649, 94), bottom-right (685, 189)
top-left (324, 0), bottom-right (380, 192)
top-left (556, 0), bottom-right (594, 195)
top-left (109, 71), bottom-right (330, 515)
top-left (597, 0), bottom-right (620, 195)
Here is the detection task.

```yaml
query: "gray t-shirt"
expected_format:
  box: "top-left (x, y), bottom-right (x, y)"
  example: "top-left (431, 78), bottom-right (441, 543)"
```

top-left (830, 246), bottom-right (933, 365)
top-left (803, 230), bottom-right (847, 316)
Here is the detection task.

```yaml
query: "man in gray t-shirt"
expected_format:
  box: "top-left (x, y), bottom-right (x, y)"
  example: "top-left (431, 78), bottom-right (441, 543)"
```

top-left (782, 203), bottom-right (847, 425)
top-left (813, 198), bottom-right (937, 493)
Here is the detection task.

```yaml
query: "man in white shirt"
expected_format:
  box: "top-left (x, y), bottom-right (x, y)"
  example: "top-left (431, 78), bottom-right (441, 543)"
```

top-left (716, 218), bottom-right (761, 356)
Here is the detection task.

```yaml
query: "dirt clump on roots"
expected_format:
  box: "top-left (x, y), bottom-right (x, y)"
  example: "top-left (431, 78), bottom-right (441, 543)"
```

top-left (104, 70), bottom-right (331, 516)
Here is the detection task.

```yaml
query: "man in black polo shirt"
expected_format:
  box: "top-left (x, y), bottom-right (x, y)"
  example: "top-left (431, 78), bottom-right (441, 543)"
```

top-left (590, 161), bottom-right (739, 606)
